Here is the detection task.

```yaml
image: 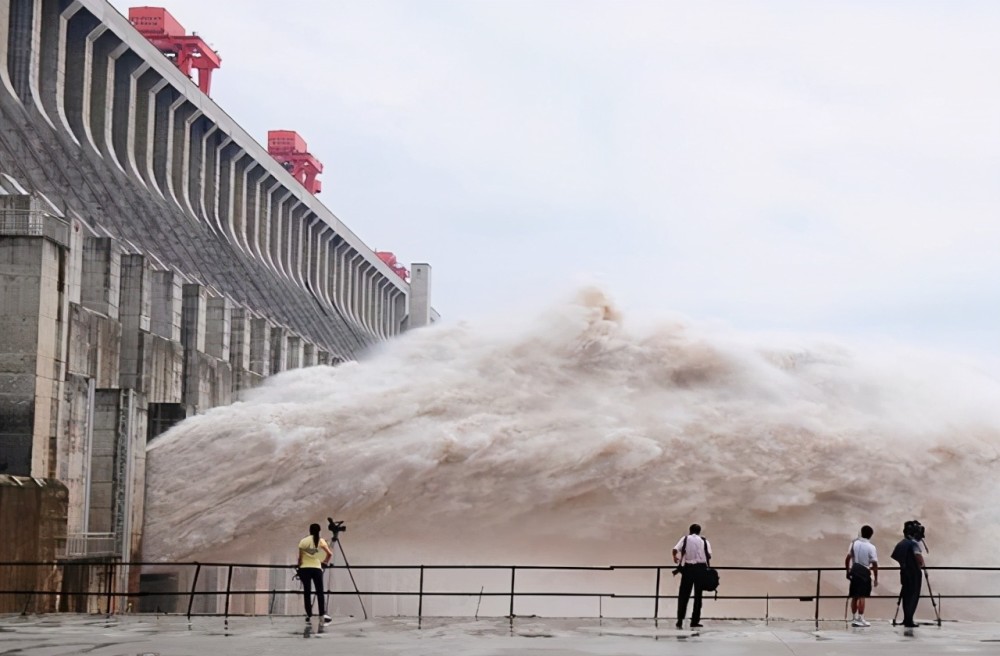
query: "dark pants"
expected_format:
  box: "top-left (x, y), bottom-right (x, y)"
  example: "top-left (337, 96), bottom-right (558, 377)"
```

top-left (900, 571), bottom-right (921, 626)
top-left (300, 567), bottom-right (326, 617)
top-left (677, 563), bottom-right (707, 625)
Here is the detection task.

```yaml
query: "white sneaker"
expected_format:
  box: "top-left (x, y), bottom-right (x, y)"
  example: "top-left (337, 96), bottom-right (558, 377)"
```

top-left (859, 617), bottom-right (871, 627)
top-left (322, 615), bottom-right (333, 624)
top-left (851, 619), bottom-right (865, 627)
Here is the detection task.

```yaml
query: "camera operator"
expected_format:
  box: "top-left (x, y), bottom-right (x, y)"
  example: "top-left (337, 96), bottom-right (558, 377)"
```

top-left (671, 523), bottom-right (712, 630)
top-left (296, 523), bottom-right (333, 624)
top-left (890, 520), bottom-right (926, 628)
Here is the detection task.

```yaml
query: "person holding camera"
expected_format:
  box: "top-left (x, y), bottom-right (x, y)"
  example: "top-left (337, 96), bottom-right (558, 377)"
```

top-left (296, 522), bottom-right (333, 624)
top-left (845, 525), bottom-right (879, 627)
top-left (671, 523), bottom-right (712, 630)
top-left (890, 520), bottom-right (926, 628)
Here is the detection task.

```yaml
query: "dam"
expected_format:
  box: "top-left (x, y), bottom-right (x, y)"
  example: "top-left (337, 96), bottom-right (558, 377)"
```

top-left (0, 0), bottom-right (433, 609)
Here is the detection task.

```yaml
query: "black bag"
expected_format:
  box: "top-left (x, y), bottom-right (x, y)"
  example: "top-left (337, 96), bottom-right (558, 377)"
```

top-left (848, 540), bottom-right (869, 580)
top-left (700, 566), bottom-right (720, 592)
top-left (702, 535), bottom-right (720, 591)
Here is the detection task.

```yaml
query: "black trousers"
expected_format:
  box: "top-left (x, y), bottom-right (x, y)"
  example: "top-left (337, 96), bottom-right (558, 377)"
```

top-left (900, 571), bottom-right (922, 626)
top-left (677, 563), bottom-right (707, 624)
top-left (300, 567), bottom-right (326, 617)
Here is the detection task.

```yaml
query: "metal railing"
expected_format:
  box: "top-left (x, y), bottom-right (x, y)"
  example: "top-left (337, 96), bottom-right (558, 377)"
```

top-left (1, 560), bottom-right (998, 626)
top-left (0, 208), bottom-right (70, 246)
top-left (61, 533), bottom-right (118, 558)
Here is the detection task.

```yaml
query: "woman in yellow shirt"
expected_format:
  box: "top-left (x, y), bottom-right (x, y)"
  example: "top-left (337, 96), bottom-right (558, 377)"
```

top-left (296, 523), bottom-right (333, 622)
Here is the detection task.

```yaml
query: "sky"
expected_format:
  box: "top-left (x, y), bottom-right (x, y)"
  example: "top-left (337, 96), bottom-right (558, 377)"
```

top-left (109, 1), bottom-right (1000, 359)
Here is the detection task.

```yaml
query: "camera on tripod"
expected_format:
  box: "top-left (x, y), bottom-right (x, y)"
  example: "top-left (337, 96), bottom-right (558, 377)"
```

top-left (904, 519), bottom-right (925, 541)
top-left (327, 517), bottom-right (347, 537)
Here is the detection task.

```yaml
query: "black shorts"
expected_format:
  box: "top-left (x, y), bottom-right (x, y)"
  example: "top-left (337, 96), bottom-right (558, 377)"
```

top-left (848, 564), bottom-right (872, 598)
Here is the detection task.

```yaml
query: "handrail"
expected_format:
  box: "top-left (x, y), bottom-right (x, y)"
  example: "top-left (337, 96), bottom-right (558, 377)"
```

top-left (2, 560), bottom-right (997, 625)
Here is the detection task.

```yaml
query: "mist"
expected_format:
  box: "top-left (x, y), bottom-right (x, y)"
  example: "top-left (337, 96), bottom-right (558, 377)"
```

top-left (144, 288), bottom-right (1000, 590)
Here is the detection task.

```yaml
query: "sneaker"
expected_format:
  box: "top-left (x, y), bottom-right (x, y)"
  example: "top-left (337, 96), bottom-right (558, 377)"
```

top-left (851, 619), bottom-right (865, 627)
top-left (322, 615), bottom-right (333, 624)
top-left (675, 621), bottom-right (683, 629)
top-left (859, 618), bottom-right (870, 627)
top-left (690, 623), bottom-right (704, 628)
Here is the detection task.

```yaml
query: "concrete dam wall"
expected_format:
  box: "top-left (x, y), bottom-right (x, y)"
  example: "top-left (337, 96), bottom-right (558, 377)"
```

top-left (0, 0), bottom-right (433, 577)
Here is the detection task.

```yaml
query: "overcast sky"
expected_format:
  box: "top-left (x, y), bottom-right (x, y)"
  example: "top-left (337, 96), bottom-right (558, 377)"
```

top-left (110, 1), bottom-right (1000, 358)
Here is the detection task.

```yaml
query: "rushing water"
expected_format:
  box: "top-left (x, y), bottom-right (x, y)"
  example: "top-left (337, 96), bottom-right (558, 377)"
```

top-left (145, 288), bottom-right (1000, 583)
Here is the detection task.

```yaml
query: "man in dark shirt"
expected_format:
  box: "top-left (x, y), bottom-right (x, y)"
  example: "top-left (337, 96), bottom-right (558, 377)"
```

top-left (891, 521), bottom-right (926, 628)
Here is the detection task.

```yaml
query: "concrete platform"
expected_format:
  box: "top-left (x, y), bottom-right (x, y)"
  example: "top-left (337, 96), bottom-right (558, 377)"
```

top-left (3, 615), bottom-right (1000, 655)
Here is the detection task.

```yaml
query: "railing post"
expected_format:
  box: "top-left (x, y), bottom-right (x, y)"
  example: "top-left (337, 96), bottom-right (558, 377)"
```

top-left (223, 565), bottom-right (234, 619)
top-left (418, 565), bottom-right (425, 624)
top-left (814, 569), bottom-right (821, 628)
top-left (653, 567), bottom-right (661, 620)
top-left (104, 561), bottom-right (114, 615)
top-left (509, 567), bottom-right (516, 618)
top-left (187, 563), bottom-right (202, 620)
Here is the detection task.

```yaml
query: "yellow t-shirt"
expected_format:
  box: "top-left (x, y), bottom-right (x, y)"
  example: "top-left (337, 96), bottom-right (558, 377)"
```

top-left (298, 536), bottom-right (329, 569)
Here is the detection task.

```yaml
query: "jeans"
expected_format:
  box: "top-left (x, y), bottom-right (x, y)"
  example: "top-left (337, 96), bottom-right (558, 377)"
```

top-left (300, 567), bottom-right (326, 617)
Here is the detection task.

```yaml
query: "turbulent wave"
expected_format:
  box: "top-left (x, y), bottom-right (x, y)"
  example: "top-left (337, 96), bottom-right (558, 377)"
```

top-left (145, 288), bottom-right (1000, 578)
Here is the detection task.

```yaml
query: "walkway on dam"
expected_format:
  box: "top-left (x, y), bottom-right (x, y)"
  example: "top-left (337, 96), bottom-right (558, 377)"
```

top-left (2, 615), bottom-right (1000, 655)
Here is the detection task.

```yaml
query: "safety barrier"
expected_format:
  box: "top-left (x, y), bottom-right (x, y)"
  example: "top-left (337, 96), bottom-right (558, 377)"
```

top-left (1, 561), bottom-right (997, 626)
top-left (0, 208), bottom-right (70, 246)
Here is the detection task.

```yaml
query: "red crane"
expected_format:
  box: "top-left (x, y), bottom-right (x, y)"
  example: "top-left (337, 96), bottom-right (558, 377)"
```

top-left (376, 252), bottom-right (410, 281)
top-left (128, 7), bottom-right (222, 96)
top-left (267, 130), bottom-right (324, 195)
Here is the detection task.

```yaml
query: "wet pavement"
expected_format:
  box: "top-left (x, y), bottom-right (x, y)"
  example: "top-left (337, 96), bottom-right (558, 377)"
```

top-left (2, 614), bottom-right (1000, 655)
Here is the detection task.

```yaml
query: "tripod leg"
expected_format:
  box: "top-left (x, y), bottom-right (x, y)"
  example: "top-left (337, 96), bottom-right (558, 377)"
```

top-left (335, 538), bottom-right (369, 620)
top-left (922, 569), bottom-right (941, 626)
top-left (325, 548), bottom-right (333, 616)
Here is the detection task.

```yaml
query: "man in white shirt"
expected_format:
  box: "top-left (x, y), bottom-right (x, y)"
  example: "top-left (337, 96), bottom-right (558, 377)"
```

top-left (671, 523), bottom-right (712, 630)
top-left (845, 525), bottom-right (879, 627)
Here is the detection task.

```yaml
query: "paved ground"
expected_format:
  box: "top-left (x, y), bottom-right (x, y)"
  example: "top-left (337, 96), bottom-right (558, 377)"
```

top-left (2, 615), bottom-right (1000, 655)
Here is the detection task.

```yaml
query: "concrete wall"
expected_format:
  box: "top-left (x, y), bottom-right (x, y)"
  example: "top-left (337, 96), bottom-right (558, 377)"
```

top-left (0, 195), bottom-right (374, 604)
top-left (408, 263), bottom-right (433, 329)
top-left (0, 475), bottom-right (68, 613)
top-left (0, 0), bottom-right (436, 611)
top-left (0, 195), bottom-right (66, 480)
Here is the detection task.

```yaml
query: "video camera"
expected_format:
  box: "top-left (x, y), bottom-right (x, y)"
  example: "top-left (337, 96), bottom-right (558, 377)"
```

top-left (327, 517), bottom-right (347, 537)
top-left (904, 519), bottom-right (925, 541)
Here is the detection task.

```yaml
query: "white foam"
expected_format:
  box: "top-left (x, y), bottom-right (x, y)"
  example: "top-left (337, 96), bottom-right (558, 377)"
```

top-left (145, 288), bottom-right (1000, 579)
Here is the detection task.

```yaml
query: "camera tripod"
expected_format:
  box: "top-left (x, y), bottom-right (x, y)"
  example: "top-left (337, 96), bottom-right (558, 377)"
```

top-left (324, 518), bottom-right (368, 620)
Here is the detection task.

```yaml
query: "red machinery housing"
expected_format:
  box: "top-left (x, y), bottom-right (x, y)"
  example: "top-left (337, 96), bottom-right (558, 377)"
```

top-left (376, 252), bottom-right (410, 281)
top-left (267, 130), bottom-right (324, 194)
top-left (128, 7), bottom-right (221, 96)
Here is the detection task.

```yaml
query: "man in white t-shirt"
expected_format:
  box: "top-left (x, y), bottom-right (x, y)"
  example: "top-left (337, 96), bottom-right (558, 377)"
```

top-left (845, 524), bottom-right (879, 627)
top-left (671, 523), bottom-right (712, 630)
